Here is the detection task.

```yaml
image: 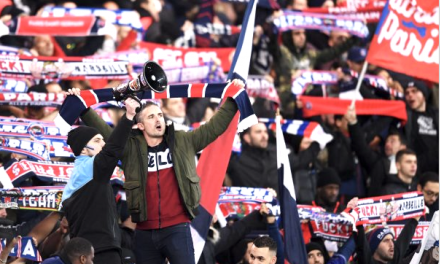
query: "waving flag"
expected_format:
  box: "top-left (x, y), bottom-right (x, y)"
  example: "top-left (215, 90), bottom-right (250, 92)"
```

top-left (366, 0), bottom-right (439, 83)
top-left (276, 114), bottom-right (308, 264)
top-left (190, 0), bottom-right (258, 261)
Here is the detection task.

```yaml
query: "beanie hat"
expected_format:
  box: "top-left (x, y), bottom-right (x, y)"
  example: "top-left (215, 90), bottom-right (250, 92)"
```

top-left (405, 80), bottom-right (429, 99)
top-left (306, 242), bottom-right (324, 254)
top-left (67, 126), bottom-right (100, 156)
top-left (317, 168), bottom-right (341, 188)
top-left (367, 227), bottom-right (394, 254)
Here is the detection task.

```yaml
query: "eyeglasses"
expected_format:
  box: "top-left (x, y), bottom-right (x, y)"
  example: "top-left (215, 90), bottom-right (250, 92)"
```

top-left (423, 190), bottom-right (439, 198)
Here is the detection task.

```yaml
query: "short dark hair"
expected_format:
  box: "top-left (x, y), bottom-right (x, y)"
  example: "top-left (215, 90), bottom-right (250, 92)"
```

top-left (63, 237), bottom-right (93, 262)
top-left (253, 236), bottom-right (277, 253)
top-left (135, 101), bottom-right (161, 123)
top-left (387, 129), bottom-right (406, 146)
top-left (419, 172), bottom-right (439, 188)
top-left (396, 149), bottom-right (416, 163)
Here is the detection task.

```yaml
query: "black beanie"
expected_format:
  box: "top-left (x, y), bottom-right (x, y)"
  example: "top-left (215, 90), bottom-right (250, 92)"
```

top-left (317, 168), bottom-right (341, 188)
top-left (404, 80), bottom-right (429, 99)
top-left (67, 126), bottom-right (100, 156)
top-left (306, 242), bottom-right (324, 254)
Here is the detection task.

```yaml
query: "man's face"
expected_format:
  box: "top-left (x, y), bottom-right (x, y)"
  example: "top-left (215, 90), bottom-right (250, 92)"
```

top-left (162, 98), bottom-right (186, 118)
top-left (384, 135), bottom-right (404, 157)
top-left (319, 184), bottom-right (339, 204)
top-left (292, 30), bottom-right (306, 49)
top-left (405, 87), bottom-right (426, 112)
top-left (249, 245), bottom-right (276, 264)
top-left (33, 35), bottom-right (54, 57)
top-left (418, 181), bottom-right (439, 206)
top-left (138, 105), bottom-right (166, 139)
top-left (396, 154), bottom-right (417, 178)
top-left (374, 235), bottom-right (394, 262)
top-left (307, 249), bottom-right (324, 264)
top-left (84, 134), bottom-right (105, 156)
top-left (244, 123), bottom-right (269, 149)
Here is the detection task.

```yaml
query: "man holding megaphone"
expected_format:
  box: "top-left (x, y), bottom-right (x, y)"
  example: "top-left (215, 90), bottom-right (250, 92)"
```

top-left (67, 61), bottom-right (243, 264)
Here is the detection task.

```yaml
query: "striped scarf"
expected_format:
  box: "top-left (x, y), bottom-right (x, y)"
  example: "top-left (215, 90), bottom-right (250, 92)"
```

top-left (54, 82), bottom-right (256, 133)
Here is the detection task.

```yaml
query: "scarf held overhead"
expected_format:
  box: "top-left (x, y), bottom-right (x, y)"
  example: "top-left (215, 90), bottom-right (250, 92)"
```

top-left (300, 96), bottom-right (407, 124)
top-left (55, 83), bottom-right (257, 132)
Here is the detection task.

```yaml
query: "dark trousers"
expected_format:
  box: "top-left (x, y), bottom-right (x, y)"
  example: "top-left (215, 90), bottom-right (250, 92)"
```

top-left (94, 248), bottom-right (122, 264)
top-left (134, 222), bottom-right (195, 264)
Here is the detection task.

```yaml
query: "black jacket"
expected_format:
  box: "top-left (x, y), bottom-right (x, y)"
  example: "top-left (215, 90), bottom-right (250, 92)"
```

top-left (380, 174), bottom-right (417, 196)
top-left (355, 218), bottom-right (418, 264)
top-left (62, 115), bottom-right (133, 253)
top-left (228, 143), bottom-right (279, 193)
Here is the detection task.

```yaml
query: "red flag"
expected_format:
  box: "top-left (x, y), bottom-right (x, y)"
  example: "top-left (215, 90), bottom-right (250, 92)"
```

top-left (366, 1), bottom-right (439, 83)
top-left (300, 96), bottom-right (407, 124)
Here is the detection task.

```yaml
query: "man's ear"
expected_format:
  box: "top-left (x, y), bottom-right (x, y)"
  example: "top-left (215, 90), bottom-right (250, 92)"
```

top-left (270, 256), bottom-right (277, 264)
top-left (242, 133), bottom-right (250, 145)
top-left (417, 184), bottom-right (422, 192)
top-left (137, 122), bottom-right (145, 131)
top-left (80, 255), bottom-right (86, 264)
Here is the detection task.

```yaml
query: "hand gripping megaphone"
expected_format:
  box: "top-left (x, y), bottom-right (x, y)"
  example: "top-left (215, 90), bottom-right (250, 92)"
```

top-left (113, 61), bottom-right (168, 111)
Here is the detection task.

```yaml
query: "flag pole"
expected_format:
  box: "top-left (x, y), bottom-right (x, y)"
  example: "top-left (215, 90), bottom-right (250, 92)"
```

top-left (350, 61), bottom-right (369, 108)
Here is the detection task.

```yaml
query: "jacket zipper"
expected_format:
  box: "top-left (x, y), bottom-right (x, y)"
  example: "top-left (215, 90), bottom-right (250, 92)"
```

top-left (155, 151), bottom-right (161, 229)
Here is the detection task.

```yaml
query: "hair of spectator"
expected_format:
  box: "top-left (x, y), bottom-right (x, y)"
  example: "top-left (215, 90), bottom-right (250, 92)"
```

top-left (135, 101), bottom-right (161, 123)
top-left (419, 172), bottom-right (439, 188)
top-left (253, 236), bottom-right (277, 254)
top-left (395, 148), bottom-right (416, 163)
top-left (63, 237), bottom-right (93, 262)
top-left (387, 129), bottom-right (406, 146)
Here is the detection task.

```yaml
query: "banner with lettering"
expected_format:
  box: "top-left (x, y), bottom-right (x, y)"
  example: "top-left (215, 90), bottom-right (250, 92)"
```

top-left (366, 0), bottom-right (439, 83)
top-left (0, 237), bottom-right (42, 261)
top-left (0, 119), bottom-right (68, 139)
top-left (304, 6), bottom-right (383, 23)
top-left (3, 159), bottom-right (125, 186)
top-left (0, 137), bottom-right (50, 160)
top-left (337, 0), bottom-right (386, 8)
top-left (354, 191), bottom-right (425, 225)
top-left (273, 11), bottom-right (369, 38)
top-left (0, 16), bottom-right (110, 37)
top-left (41, 6), bottom-right (143, 32)
top-left (217, 187), bottom-right (279, 218)
top-left (246, 75), bottom-right (280, 104)
top-left (0, 187), bottom-right (63, 211)
top-left (0, 79), bottom-right (28, 93)
top-left (139, 42), bottom-right (235, 70)
top-left (0, 92), bottom-right (65, 106)
top-left (310, 219), bottom-right (430, 244)
top-left (291, 70), bottom-right (403, 99)
top-left (0, 55), bottom-right (129, 80)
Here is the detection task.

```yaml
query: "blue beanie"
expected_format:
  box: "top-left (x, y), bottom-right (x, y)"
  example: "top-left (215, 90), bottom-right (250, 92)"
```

top-left (367, 228), bottom-right (394, 253)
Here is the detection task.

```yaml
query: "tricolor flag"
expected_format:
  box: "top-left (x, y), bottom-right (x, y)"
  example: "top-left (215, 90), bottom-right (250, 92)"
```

top-left (276, 115), bottom-right (308, 264)
top-left (190, 0), bottom-right (258, 261)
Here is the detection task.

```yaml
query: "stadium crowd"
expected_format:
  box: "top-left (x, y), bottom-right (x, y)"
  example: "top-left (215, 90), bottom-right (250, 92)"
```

top-left (0, 0), bottom-right (438, 264)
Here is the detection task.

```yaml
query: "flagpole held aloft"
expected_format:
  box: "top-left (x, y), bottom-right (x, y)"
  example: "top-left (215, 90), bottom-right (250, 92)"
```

top-left (350, 61), bottom-right (369, 108)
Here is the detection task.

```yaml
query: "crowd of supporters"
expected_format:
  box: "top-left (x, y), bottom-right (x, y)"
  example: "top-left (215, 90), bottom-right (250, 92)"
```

top-left (0, 0), bottom-right (438, 264)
